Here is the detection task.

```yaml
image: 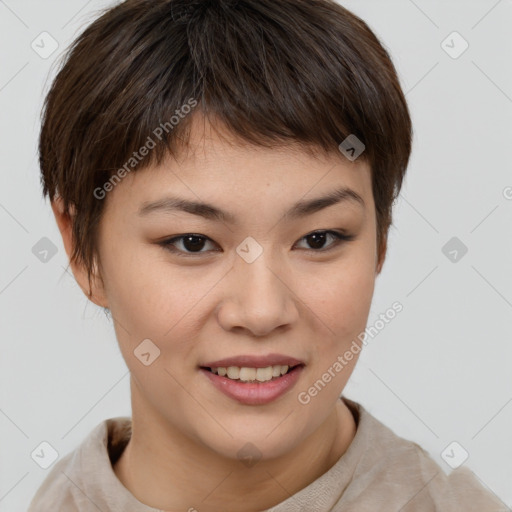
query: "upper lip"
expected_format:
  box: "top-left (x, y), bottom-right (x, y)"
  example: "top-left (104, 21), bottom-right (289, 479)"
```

top-left (201, 353), bottom-right (305, 369)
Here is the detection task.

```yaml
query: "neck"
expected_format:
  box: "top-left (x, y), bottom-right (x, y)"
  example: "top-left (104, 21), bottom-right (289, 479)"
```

top-left (113, 390), bottom-right (356, 512)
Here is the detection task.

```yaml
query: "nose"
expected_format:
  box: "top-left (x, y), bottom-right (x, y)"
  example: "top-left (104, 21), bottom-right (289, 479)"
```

top-left (216, 249), bottom-right (299, 337)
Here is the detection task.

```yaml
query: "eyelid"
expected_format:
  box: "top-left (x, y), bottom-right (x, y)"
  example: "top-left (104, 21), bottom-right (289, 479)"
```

top-left (159, 233), bottom-right (219, 257)
top-left (294, 230), bottom-right (355, 251)
top-left (158, 229), bottom-right (355, 257)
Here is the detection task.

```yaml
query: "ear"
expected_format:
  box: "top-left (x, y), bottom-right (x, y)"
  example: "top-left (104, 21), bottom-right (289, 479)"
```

top-left (51, 196), bottom-right (109, 308)
top-left (375, 234), bottom-right (387, 275)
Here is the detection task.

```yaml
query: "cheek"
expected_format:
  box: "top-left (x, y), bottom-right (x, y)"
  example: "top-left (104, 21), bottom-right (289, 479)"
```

top-left (298, 256), bottom-right (375, 405)
top-left (101, 226), bottom-right (376, 354)
top-left (306, 251), bottom-right (376, 341)
top-left (99, 242), bottom-right (219, 359)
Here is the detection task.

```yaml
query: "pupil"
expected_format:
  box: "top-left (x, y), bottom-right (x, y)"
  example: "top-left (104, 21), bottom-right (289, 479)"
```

top-left (184, 235), bottom-right (205, 252)
top-left (181, 233), bottom-right (328, 252)
top-left (308, 232), bottom-right (326, 249)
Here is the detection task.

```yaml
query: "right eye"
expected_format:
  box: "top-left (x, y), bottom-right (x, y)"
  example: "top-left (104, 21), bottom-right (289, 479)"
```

top-left (158, 234), bottom-right (220, 257)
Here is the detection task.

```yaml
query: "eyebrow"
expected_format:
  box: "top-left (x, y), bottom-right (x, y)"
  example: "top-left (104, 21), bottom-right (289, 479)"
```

top-left (138, 186), bottom-right (365, 224)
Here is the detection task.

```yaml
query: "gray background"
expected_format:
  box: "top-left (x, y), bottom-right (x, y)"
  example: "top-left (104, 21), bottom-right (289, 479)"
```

top-left (1, 0), bottom-right (511, 509)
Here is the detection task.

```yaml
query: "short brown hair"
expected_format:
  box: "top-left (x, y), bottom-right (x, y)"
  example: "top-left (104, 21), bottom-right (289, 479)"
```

top-left (39, 0), bottom-right (412, 294)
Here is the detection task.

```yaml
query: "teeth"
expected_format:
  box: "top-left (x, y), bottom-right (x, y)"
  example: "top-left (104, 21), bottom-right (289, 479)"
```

top-left (239, 367), bottom-right (256, 381)
top-left (210, 364), bottom-right (292, 382)
top-left (227, 366), bottom-right (240, 379)
top-left (255, 367), bottom-right (273, 382)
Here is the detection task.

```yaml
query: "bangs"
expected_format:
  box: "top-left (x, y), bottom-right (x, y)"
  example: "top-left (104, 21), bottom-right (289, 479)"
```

top-left (39, 0), bottom-right (412, 285)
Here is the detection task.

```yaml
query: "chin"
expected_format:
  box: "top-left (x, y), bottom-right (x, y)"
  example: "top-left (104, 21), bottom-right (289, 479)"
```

top-left (191, 414), bottom-right (312, 463)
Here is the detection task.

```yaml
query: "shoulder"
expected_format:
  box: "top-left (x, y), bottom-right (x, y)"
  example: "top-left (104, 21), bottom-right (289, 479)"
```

top-left (27, 417), bottom-right (132, 512)
top-left (339, 398), bottom-right (505, 511)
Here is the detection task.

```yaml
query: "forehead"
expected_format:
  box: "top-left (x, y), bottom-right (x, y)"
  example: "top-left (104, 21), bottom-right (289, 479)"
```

top-left (103, 115), bottom-right (373, 218)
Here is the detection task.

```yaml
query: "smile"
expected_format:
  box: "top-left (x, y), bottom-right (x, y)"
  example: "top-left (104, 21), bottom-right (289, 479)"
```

top-left (199, 364), bottom-right (305, 405)
top-left (206, 364), bottom-right (298, 382)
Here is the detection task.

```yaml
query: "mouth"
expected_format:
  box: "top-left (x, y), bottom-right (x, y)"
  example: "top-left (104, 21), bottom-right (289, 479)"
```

top-left (200, 363), bottom-right (304, 383)
top-left (198, 356), bottom-right (306, 405)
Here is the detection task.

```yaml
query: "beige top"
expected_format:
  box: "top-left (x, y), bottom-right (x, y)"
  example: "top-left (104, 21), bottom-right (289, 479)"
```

top-left (27, 397), bottom-right (505, 511)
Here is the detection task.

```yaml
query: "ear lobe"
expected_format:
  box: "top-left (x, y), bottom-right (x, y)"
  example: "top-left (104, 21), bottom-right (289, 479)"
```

top-left (51, 197), bottom-right (109, 308)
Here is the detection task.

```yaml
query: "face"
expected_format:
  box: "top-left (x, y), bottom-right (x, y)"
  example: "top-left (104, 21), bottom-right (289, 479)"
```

top-left (74, 116), bottom-right (382, 461)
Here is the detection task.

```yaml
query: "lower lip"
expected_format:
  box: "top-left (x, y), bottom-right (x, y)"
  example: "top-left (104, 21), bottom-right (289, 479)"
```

top-left (200, 366), bottom-right (304, 405)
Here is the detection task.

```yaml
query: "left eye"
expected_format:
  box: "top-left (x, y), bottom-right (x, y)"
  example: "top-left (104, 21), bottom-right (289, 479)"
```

top-left (159, 230), bottom-right (354, 257)
top-left (295, 230), bottom-right (354, 251)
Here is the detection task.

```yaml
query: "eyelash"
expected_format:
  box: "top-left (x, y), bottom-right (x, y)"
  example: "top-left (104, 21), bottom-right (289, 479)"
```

top-left (158, 230), bottom-right (355, 258)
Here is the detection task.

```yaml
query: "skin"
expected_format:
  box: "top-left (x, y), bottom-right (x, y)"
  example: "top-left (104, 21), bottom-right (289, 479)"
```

top-left (52, 114), bottom-right (387, 512)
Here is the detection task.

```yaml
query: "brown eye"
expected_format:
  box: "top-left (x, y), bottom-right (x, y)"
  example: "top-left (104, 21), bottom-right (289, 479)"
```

top-left (158, 229), bottom-right (354, 258)
top-left (159, 234), bottom-right (218, 256)
top-left (295, 230), bottom-right (354, 252)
